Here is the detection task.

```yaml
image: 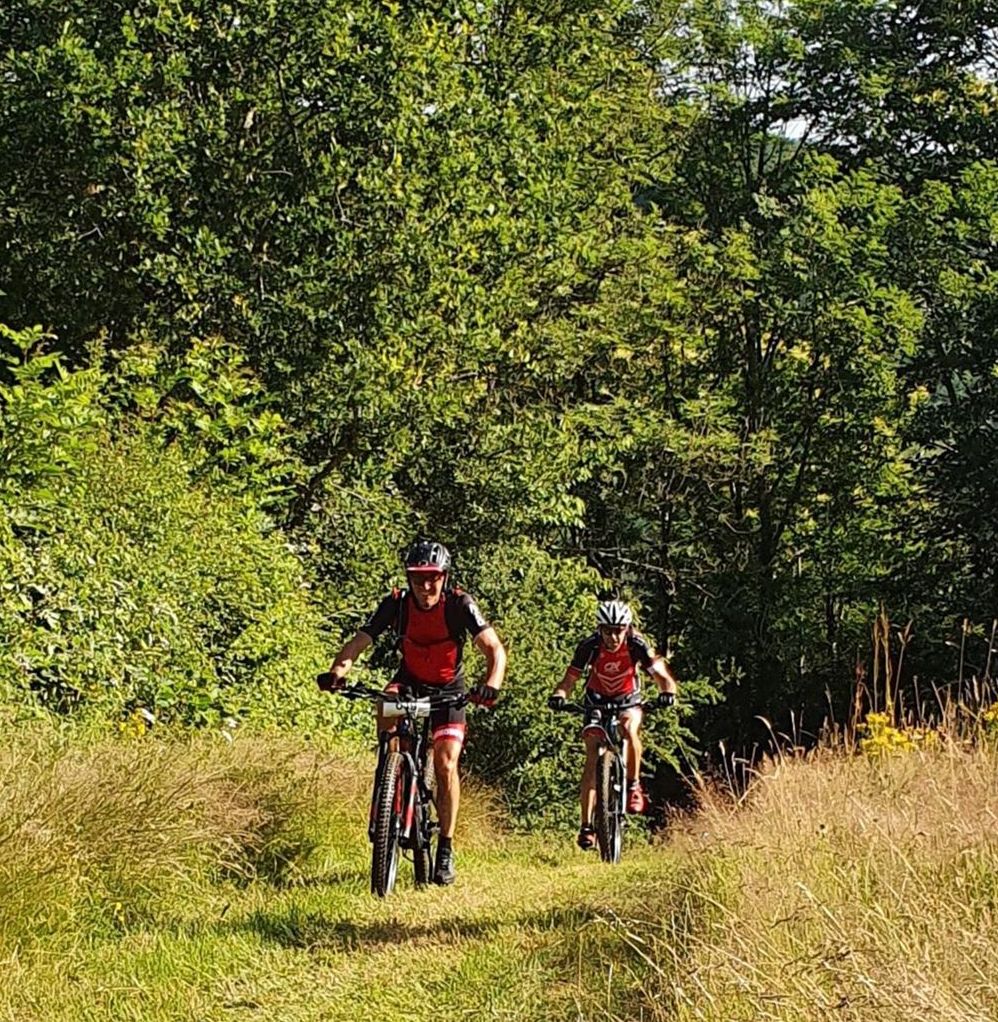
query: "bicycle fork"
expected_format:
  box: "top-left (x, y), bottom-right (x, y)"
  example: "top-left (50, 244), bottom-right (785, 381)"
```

top-left (368, 752), bottom-right (422, 845)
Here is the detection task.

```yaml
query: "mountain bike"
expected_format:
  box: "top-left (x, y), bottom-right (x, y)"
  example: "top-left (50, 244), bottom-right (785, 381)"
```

top-left (316, 674), bottom-right (466, 897)
top-left (553, 697), bottom-right (661, 864)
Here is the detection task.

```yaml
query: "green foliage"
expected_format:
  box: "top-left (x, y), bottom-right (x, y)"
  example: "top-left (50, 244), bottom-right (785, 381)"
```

top-left (2, 0), bottom-right (998, 808)
top-left (0, 324), bottom-right (105, 513)
top-left (461, 540), bottom-right (717, 825)
top-left (460, 540), bottom-right (601, 825)
top-left (0, 326), bottom-right (342, 732)
top-left (571, 0), bottom-right (998, 739)
top-left (113, 335), bottom-right (300, 511)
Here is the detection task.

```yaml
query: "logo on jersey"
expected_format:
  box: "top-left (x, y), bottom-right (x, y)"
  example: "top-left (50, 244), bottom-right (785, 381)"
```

top-left (468, 601), bottom-right (487, 631)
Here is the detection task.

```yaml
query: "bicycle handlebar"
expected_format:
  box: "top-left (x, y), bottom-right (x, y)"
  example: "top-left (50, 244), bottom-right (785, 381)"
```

top-left (553, 701), bottom-right (587, 716)
top-left (553, 699), bottom-right (662, 716)
top-left (315, 675), bottom-right (469, 709)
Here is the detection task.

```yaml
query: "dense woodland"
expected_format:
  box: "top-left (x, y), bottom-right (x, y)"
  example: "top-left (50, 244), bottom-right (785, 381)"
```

top-left (2, 0), bottom-right (997, 820)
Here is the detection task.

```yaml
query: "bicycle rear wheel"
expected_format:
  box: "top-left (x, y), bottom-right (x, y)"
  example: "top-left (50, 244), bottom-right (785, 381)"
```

top-left (595, 749), bottom-right (623, 864)
top-left (371, 751), bottom-right (405, 897)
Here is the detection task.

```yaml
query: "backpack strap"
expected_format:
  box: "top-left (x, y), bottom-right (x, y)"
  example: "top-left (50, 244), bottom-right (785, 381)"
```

top-left (577, 634), bottom-right (600, 679)
top-left (392, 586), bottom-right (409, 647)
top-left (627, 633), bottom-right (642, 662)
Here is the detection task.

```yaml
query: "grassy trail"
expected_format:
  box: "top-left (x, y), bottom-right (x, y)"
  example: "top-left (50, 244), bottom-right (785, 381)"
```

top-left (0, 731), bottom-right (669, 1022)
top-left (5, 835), bottom-right (668, 1022)
top-left (5, 731), bottom-right (998, 1022)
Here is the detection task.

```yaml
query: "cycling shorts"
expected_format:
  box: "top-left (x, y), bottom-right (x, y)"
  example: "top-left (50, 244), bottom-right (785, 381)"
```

top-left (384, 676), bottom-right (466, 746)
top-left (581, 690), bottom-right (643, 736)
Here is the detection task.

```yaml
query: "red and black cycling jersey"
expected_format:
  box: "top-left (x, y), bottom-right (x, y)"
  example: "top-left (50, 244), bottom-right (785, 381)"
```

top-left (566, 630), bottom-right (661, 699)
top-left (359, 589), bottom-right (489, 686)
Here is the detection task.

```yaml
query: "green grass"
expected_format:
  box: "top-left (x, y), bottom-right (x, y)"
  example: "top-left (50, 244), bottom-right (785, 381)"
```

top-left (0, 728), bottom-right (671, 1022)
top-left (3, 842), bottom-right (669, 1021)
top-left (3, 727), bottom-right (997, 1021)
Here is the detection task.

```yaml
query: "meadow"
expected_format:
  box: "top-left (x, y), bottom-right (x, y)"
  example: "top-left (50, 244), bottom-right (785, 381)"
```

top-left (2, 720), bottom-right (995, 1021)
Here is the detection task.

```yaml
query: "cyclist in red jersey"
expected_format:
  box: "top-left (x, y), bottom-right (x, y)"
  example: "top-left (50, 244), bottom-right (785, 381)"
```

top-left (321, 539), bottom-right (506, 885)
top-left (548, 599), bottom-right (678, 850)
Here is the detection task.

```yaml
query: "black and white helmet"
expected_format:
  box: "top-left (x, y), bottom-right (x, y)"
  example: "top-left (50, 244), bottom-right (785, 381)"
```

top-left (597, 599), bottom-right (632, 627)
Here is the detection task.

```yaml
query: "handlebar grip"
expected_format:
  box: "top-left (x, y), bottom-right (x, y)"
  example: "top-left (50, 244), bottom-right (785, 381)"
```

top-left (316, 671), bottom-right (335, 692)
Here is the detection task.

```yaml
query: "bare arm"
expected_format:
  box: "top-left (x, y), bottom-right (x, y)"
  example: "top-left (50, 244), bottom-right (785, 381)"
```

top-left (473, 626), bottom-right (506, 690)
top-left (648, 657), bottom-right (679, 695)
top-left (328, 630), bottom-right (373, 683)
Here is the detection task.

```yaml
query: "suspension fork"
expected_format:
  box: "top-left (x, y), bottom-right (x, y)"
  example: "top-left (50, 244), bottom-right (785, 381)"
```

top-left (599, 714), bottom-right (627, 816)
top-left (617, 733), bottom-right (631, 814)
top-left (368, 729), bottom-right (394, 841)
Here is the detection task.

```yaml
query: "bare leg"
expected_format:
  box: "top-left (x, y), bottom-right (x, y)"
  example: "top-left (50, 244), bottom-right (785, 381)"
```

top-left (621, 709), bottom-right (643, 784)
top-left (434, 738), bottom-right (462, 838)
top-left (580, 732), bottom-right (601, 827)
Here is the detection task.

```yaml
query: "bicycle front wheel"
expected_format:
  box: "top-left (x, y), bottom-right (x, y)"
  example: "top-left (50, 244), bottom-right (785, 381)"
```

top-left (412, 797), bottom-right (434, 887)
top-left (595, 750), bottom-right (623, 864)
top-left (371, 751), bottom-right (405, 897)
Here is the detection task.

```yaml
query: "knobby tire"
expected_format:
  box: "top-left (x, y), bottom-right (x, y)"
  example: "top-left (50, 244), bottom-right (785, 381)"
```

top-left (412, 798), bottom-right (433, 887)
top-left (595, 749), bottom-right (623, 864)
top-left (371, 751), bottom-right (404, 897)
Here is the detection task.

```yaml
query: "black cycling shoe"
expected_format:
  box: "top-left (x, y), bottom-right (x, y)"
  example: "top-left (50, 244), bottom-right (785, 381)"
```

top-left (577, 826), bottom-right (597, 851)
top-left (434, 845), bottom-right (456, 885)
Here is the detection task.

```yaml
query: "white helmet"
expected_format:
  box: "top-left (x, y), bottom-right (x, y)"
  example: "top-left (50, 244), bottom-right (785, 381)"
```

top-left (597, 599), bottom-right (632, 627)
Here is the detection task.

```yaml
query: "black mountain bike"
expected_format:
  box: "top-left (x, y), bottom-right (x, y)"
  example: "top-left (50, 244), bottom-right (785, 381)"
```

top-left (316, 674), bottom-right (466, 897)
top-left (554, 697), bottom-right (661, 864)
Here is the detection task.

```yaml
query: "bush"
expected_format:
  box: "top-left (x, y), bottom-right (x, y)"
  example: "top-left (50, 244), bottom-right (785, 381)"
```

top-left (0, 324), bottom-right (346, 733)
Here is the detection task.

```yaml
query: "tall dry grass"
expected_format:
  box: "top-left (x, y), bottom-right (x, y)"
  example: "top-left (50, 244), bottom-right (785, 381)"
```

top-left (630, 741), bottom-right (998, 1021)
top-left (0, 727), bottom-right (371, 952)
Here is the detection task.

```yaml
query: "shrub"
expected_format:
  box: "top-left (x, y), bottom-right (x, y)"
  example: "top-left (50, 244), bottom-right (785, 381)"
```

top-left (0, 324), bottom-right (346, 733)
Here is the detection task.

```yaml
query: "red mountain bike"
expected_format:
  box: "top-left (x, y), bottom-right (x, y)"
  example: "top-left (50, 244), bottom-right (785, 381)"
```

top-left (316, 675), bottom-right (465, 897)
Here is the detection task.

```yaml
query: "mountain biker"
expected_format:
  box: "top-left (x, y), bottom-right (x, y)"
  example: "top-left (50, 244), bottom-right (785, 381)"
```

top-left (547, 599), bottom-right (678, 851)
top-left (319, 539), bottom-right (506, 885)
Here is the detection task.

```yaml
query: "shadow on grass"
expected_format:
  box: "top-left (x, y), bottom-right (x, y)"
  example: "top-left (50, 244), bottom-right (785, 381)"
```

top-left (239, 902), bottom-right (600, 952)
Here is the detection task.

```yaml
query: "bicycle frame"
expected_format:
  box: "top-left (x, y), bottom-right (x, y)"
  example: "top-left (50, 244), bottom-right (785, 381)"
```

top-left (566, 700), bottom-right (639, 767)
top-left (329, 681), bottom-right (467, 883)
top-left (316, 672), bottom-right (483, 894)
top-left (582, 707), bottom-right (629, 826)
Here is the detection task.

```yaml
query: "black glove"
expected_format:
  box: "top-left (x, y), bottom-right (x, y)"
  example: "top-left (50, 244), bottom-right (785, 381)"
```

top-left (547, 694), bottom-right (566, 711)
top-left (656, 690), bottom-right (676, 708)
top-left (468, 683), bottom-right (499, 708)
top-left (316, 671), bottom-right (345, 693)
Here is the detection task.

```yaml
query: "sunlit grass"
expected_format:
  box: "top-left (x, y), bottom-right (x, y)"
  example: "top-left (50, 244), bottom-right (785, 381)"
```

top-left (0, 725), bottom-right (666, 1021)
top-left (632, 740), bottom-right (998, 1021)
top-left (2, 723), bottom-right (996, 1021)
